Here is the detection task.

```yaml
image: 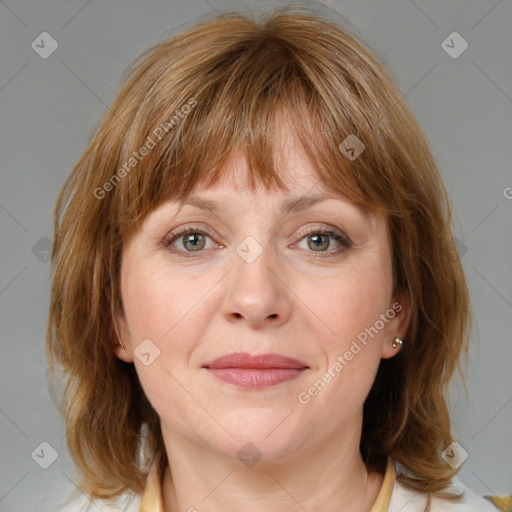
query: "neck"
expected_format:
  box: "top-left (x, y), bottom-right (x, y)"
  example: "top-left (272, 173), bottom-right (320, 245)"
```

top-left (160, 425), bottom-right (385, 512)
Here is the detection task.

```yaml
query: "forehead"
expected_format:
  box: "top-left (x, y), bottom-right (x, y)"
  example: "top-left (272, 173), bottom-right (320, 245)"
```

top-left (198, 153), bottom-right (321, 196)
top-left (168, 125), bottom-right (375, 226)
top-left (129, 138), bottom-right (385, 249)
top-left (193, 124), bottom-right (339, 198)
top-left (169, 150), bottom-right (379, 239)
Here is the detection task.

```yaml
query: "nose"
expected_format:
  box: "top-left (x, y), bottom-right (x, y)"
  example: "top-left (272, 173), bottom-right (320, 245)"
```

top-left (222, 243), bottom-right (292, 329)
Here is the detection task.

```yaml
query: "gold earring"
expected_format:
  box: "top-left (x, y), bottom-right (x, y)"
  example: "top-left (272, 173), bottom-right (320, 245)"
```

top-left (392, 336), bottom-right (403, 349)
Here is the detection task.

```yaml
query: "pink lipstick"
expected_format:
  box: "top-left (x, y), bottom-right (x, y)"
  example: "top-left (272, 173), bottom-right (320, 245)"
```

top-left (202, 352), bottom-right (309, 389)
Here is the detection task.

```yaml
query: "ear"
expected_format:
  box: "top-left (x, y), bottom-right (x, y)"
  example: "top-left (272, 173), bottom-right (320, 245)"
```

top-left (113, 307), bottom-right (134, 363)
top-left (380, 290), bottom-right (411, 360)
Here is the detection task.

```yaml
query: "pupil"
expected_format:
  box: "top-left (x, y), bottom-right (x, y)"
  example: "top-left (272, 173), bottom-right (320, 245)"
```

top-left (310, 234), bottom-right (328, 250)
top-left (185, 233), bottom-right (204, 250)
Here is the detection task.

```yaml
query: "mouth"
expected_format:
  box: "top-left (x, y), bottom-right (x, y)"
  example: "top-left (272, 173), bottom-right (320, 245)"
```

top-left (202, 352), bottom-right (309, 389)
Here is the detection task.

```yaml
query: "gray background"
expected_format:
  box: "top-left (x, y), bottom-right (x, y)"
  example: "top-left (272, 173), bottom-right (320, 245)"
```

top-left (1, 0), bottom-right (511, 510)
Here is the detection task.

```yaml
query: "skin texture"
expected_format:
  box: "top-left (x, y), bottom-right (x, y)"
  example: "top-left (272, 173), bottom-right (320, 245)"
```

top-left (115, 130), bottom-right (410, 511)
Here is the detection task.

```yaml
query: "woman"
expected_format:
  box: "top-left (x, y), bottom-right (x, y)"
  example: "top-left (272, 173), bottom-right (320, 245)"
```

top-left (46, 6), bottom-right (501, 512)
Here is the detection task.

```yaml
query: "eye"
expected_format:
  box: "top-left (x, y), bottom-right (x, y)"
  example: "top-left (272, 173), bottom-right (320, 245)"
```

top-left (163, 226), bottom-right (220, 258)
top-left (163, 224), bottom-right (351, 259)
top-left (295, 225), bottom-right (351, 257)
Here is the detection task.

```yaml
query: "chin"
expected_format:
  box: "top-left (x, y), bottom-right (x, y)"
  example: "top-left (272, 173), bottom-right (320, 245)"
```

top-left (207, 408), bottom-right (305, 459)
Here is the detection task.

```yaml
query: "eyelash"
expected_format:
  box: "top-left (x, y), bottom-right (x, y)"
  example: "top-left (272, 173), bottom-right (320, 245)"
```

top-left (163, 224), bottom-right (351, 259)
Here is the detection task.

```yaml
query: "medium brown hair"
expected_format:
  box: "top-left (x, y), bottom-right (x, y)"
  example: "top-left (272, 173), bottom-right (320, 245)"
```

top-left (46, 6), bottom-right (470, 509)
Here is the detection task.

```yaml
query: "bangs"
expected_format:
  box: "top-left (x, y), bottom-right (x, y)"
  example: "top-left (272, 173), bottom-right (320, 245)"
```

top-left (110, 12), bottom-right (406, 238)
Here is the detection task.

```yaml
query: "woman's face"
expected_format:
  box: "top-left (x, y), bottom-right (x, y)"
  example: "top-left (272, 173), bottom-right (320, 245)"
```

top-left (115, 133), bottom-right (409, 464)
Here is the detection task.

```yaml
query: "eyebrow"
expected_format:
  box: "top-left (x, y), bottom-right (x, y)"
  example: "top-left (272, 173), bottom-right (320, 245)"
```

top-left (180, 193), bottom-right (344, 215)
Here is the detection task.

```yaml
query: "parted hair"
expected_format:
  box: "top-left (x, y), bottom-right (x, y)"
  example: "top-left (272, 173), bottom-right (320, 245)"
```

top-left (46, 5), bottom-right (471, 510)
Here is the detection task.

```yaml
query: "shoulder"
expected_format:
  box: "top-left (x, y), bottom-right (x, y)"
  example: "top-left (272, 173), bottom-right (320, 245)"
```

top-left (389, 475), bottom-right (500, 512)
top-left (54, 490), bottom-right (142, 512)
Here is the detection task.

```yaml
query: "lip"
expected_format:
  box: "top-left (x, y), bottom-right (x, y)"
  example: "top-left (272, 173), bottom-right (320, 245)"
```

top-left (202, 352), bottom-right (309, 389)
top-left (203, 353), bottom-right (308, 369)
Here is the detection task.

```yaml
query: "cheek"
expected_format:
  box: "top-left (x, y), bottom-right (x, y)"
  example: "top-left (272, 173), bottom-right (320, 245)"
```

top-left (317, 261), bottom-right (392, 348)
top-left (121, 266), bottom-right (210, 429)
top-left (312, 260), bottom-right (393, 404)
top-left (123, 276), bottom-right (169, 340)
top-left (122, 261), bottom-right (198, 341)
top-left (122, 263), bottom-right (218, 374)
